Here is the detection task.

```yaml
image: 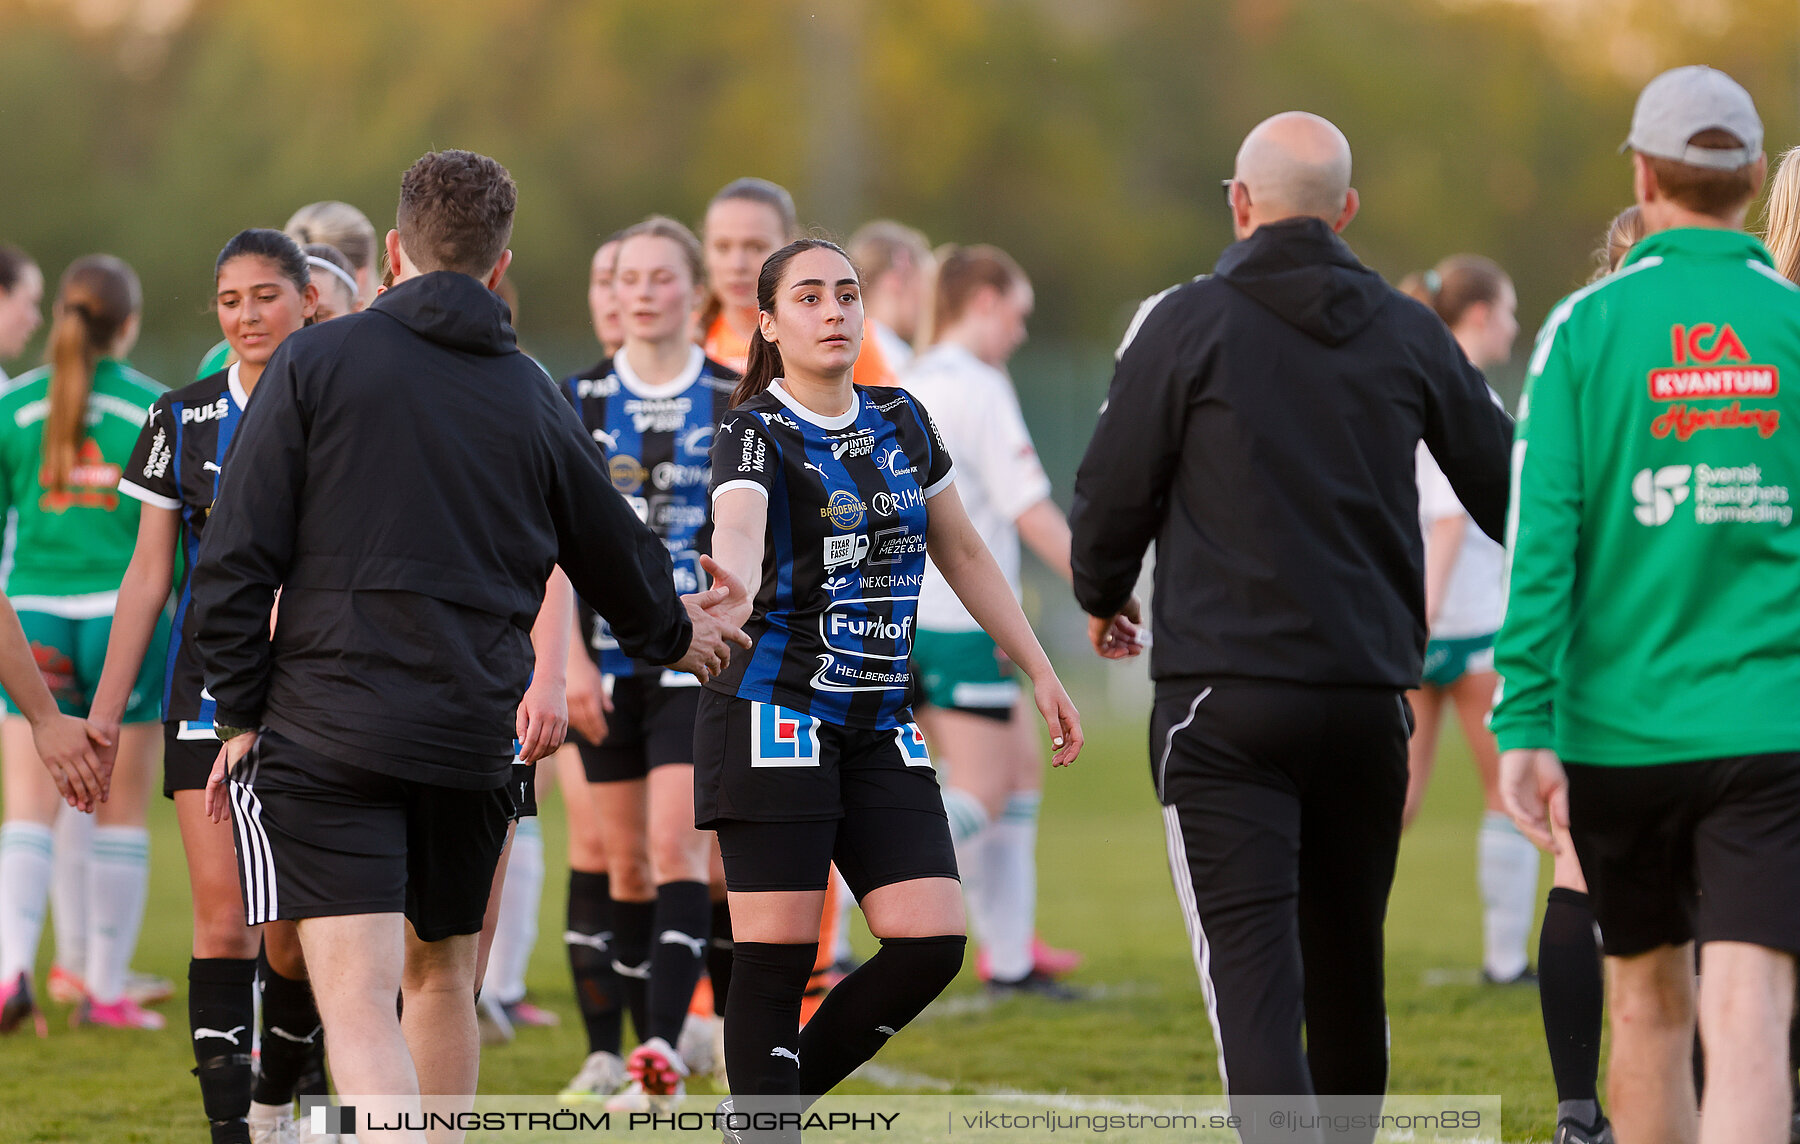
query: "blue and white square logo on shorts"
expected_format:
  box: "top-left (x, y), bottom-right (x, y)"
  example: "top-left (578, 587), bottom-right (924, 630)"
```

top-left (751, 702), bottom-right (822, 767)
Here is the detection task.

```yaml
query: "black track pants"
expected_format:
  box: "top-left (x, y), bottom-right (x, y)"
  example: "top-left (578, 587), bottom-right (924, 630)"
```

top-left (1153, 679), bottom-right (1408, 1143)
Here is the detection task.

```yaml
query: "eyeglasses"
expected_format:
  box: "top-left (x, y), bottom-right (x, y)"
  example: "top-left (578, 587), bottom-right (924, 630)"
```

top-left (1220, 178), bottom-right (1249, 209)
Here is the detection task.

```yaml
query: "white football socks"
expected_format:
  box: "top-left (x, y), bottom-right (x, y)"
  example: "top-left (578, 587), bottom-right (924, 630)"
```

top-left (978, 792), bottom-right (1041, 983)
top-left (86, 826), bottom-right (150, 1005)
top-left (0, 822), bottom-right (54, 984)
top-left (950, 795), bottom-right (993, 963)
top-left (1478, 810), bottom-right (1540, 981)
top-left (484, 817), bottom-right (544, 1006)
top-left (940, 786), bottom-right (990, 845)
top-left (51, 805), bottom-right (93, 977)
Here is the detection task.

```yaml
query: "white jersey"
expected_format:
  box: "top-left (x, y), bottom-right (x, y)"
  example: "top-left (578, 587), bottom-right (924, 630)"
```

top-left (906, 343), bottom-right (1052, 632)
top-left (871, 320), bottom-right (914, 373)
top-left (1416, 443), bottom-right (1504, 639)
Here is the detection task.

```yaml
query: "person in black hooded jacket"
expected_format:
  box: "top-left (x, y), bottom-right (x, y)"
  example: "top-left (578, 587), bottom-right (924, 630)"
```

top-left (189, 151), bottom-right (749, 1130)
top-left (1070, 113), bottom-right (1512, 1143)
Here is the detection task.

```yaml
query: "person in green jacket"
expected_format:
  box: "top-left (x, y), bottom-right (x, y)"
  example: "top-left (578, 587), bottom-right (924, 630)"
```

top-left (1495, 66), bottom-right (1797, 1144)
top-left (0, 255), bottom-right (170, 1034)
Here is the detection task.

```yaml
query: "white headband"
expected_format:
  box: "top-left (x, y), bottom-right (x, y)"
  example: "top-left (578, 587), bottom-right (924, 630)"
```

top-left (305, 256), bottom-right (359, 299)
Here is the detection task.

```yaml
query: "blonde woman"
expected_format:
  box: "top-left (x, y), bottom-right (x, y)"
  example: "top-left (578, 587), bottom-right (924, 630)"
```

top-left (1763, 145), bottom-right (1800, 283)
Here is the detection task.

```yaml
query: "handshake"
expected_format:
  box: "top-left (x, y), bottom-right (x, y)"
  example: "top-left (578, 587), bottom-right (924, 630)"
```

top-left (45, 554), bottom-right (757, 817)
top-left (668, 553), bottom-right (754, 685)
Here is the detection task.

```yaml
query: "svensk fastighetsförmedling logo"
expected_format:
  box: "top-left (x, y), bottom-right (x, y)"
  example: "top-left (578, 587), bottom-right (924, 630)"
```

top-left (1633, 462), bottom-right (1794, 527)
top-left (1632, 465), bottom-right (1691, 526)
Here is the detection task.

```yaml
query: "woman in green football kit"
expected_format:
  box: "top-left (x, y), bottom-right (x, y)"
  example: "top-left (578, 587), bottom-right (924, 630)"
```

top-left (0, 255), bottom-right (170, 1034)
top-left (0, 243), bottom-right (116, 1043)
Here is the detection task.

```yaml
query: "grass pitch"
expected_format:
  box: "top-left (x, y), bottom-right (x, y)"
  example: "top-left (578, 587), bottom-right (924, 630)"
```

top-left (0, 705), bottom-right (1573, 1142)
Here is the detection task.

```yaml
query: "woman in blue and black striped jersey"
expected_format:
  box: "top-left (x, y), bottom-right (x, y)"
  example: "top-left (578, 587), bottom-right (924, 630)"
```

top-left (701, 238), bottom-right (1088, 1122)
top-left (90, 229), bottom-right (321, 1143)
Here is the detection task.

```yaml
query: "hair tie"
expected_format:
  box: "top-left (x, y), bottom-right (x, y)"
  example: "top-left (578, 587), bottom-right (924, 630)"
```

top-left (305, 256), bottom-right (359, 299)
top-left (1423, 268), bottom-right (1443, 297)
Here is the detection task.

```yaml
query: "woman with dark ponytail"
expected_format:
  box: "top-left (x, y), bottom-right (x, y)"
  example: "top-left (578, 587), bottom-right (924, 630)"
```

top-left (730, 307), bottom-right (782, 406)
top-left (82, 228), bottom-right (334, 1144)
top-left (192, 199), bottom-right (379, 379)
top-left (702, 238), bottom-right (1089, 1133)
top-left (0, 255), bottom-right (168, 1036)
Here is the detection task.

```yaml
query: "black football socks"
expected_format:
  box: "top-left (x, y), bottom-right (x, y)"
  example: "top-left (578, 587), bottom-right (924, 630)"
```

top-left (189, 957), bottom-right (256, 1144)
top-left (566, 870), bottom-right (623, 1055)
top-left (253, 956), bottom-right (323, 1106)
top-left (1539, 888), bottom-right (1605, 1128)
top-left (724, 941), bottom-right (816, 1098)
top-left (798, 934), bottom-right (965, 1100)
top-left (611, 897), bottom-right (655, 1042)
top-left (646, 880), bottom-right (711, 1046)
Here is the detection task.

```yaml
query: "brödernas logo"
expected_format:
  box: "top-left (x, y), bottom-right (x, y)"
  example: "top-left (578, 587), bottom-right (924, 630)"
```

top-left (820, 489), bottom-right (867, 530)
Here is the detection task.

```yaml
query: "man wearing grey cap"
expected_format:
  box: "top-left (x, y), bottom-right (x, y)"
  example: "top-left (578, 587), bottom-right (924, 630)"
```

top-left (1494, 65), bottom-right (1798, 1144)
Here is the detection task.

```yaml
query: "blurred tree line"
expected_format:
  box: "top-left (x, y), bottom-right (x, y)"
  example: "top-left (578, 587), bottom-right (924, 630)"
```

top-left (1, 0), bottom-right (1795, 433)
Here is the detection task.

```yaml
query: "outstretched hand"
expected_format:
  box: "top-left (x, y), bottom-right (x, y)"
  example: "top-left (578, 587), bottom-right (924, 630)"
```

top-left (693, 555), bottom-right (753, 631)
top-left (671, 556), bottom-right (754, 683)
top-left (35, 715), bottom-right (112, 812)
top-left (1088, 595), bottom-right (1147, 660)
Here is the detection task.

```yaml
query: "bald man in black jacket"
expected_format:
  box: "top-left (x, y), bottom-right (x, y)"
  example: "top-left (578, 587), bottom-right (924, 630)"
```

top-left (1071, 113), bottom-right (1512, 1144)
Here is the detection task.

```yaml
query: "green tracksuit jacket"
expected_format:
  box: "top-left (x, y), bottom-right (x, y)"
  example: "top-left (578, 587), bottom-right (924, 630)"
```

top-left (1492, 227), bottom-right (1800, 765)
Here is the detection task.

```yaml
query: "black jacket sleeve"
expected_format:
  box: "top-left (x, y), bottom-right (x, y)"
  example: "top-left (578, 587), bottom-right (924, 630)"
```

top-left (1069, 291), bottom-right (1194, 619)
top-left (1420, 328), bottom-right (1515, 542)
top-left (191, 340), bottom-right (308, 729)
top-left (543, 400), bottom-right (692, 666)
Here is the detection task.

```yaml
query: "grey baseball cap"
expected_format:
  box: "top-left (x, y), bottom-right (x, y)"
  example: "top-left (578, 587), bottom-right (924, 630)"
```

top-left (1624, 66), bottom-right (1763, 170)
